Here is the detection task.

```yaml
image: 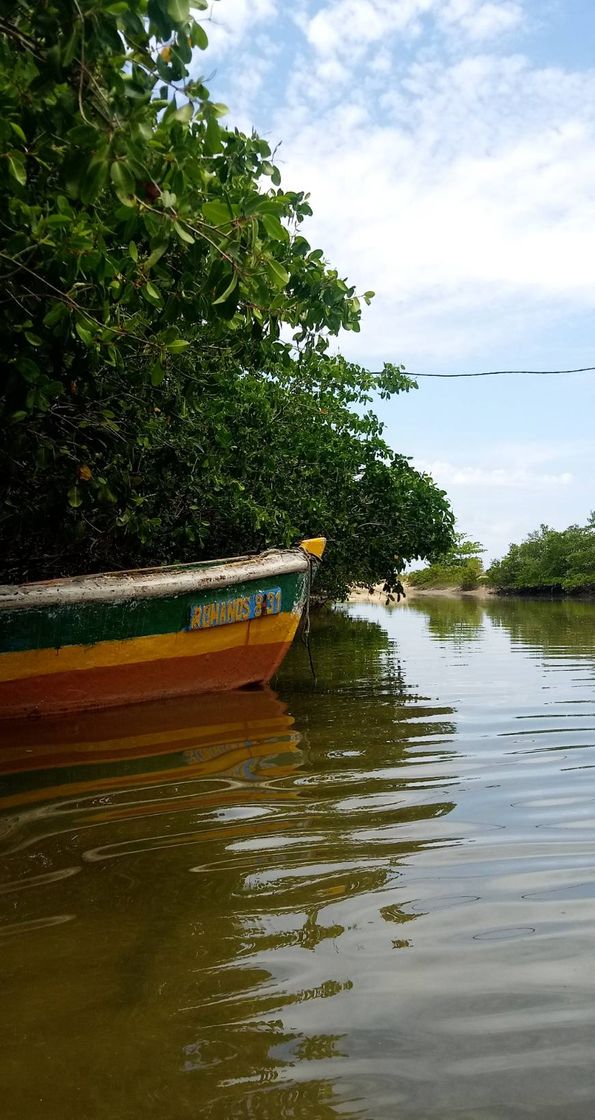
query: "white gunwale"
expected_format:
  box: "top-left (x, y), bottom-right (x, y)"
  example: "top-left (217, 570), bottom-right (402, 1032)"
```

top-left (0, 548), bottom-right (309, 612)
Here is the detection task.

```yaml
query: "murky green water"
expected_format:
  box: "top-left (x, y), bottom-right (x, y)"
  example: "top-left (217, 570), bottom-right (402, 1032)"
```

top-left (2, 596), bottom-right (595, 1119)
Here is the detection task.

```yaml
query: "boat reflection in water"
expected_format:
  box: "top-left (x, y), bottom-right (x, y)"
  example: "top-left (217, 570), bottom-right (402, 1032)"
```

top-left (0, 688), bottom-right (311, 1119)
top-left (0, 687), bottom-right (302, 821)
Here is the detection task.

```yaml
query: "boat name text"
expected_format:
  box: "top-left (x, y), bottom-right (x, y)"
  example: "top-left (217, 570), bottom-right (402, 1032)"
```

top-left (189, 588), bottom-right (282, 630)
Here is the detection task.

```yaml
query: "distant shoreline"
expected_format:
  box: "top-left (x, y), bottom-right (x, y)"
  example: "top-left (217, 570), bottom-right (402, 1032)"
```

top-left (348, 582), bottom-right (595, 605)
top-left (348, 581), bottom-right (496, 605)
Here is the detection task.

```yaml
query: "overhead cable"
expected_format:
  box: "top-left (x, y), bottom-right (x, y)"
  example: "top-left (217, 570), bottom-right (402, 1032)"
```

top-left (373, 365), bottom-right (595, 379)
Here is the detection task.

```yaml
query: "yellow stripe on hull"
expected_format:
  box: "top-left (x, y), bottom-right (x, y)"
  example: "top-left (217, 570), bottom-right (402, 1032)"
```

top-left (0, 611), bottom-right (300, 684)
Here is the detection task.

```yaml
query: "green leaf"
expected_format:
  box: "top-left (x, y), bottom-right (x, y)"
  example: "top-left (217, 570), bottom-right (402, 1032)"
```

top-left (145, 281), bottom-right (160, 301)
top-left (150, 361), bottom-right (165, 386)
top-left (173, 220), bottom-right (195, 244)
top-left (212, 270), bottom-right (238, 305)
top-left (159, 327), bottom-right (180, 344)
top-left (7, 152), bottom-right (26, 186)
top-left (62, 25), bottom-right (79, 65)
top-left (110, 160), bottom-right (135, 200)
top-left (260, 213), bottom-right (287, 241)
top-left (133, 120), bottom-right (153, 143)
top-left (79, 154), bottom-right (109, 204)
top-left (24, 332), bottom-right (42, 347)
top-left (43, 302), bottom-right (67, 327)
top-left (128, 241), bottom-right (139, 262)
top-left (201, 200), bottom-right (232, 226)
top-left (164, 338), bottom-right (190, 352)
top-left (173, 102), bottom-right (194, 123)
top-left (243, 196), bottom-right (283, 217)
top-left (123, 87), bottom-right (148, 103)
top-left (18, 357), bottom-right (40, 383)
top-left (10, 121), bottom-right (27, 143)
top-left (145, 243), bottom-right (168, 269)
top-left (205, 113), bottom-right (222, 155)
top-left (192, 23), bottom-right (208, 49)
top-left (167, 0), bottom-right (190, 20)
top-left (175, 36), bottom-right (192, 64)
top-left (98, 483), bottom-right (117, 505)
top-left (75, 322), bottom-right (94, 345)
top-left (68, 485), bottom-right (82, 509)
top-left (45, 214), bottom-right (71, 228)
top-left (68, 123), bottom-right (101, 146)
top-left (264, 258), bottom-right (290, 289)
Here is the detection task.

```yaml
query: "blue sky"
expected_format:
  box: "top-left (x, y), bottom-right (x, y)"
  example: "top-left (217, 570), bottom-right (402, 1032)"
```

top-left (197, 1), bottom-right (595, 560)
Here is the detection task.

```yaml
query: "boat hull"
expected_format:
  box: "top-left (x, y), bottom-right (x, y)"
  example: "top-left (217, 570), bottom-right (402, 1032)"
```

top-left (0, 546), bottom-right (322, 718)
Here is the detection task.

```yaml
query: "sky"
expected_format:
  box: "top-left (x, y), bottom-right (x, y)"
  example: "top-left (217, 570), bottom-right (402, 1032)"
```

top-left (195, 0), bottom-right (595, 561)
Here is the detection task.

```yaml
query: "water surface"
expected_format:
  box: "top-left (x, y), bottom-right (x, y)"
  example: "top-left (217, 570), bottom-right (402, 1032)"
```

top-left (2, 596), bottom-right (595, 1118)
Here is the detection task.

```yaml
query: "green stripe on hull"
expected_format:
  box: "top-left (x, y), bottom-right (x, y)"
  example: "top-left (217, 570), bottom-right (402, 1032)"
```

top-left (1, 570), bottom-right (306, 654)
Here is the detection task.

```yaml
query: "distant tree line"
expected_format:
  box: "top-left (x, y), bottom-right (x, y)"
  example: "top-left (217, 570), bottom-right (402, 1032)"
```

top-left (407, 535), bottom-right (485, 591)
top-left (487, 516), bottom-right (595, 595)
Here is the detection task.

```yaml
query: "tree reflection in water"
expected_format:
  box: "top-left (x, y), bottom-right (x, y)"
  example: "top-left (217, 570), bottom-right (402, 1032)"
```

top-left (406, 591), bottom-right (595, 662)
top-left (406, 595), bottom-right (486, 645)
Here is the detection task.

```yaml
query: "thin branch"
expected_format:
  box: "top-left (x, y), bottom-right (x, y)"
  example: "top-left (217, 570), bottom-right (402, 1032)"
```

top-left (72, 0), bottom-right (91, 125)
top-left (0, 17), bottom-right (43, 59)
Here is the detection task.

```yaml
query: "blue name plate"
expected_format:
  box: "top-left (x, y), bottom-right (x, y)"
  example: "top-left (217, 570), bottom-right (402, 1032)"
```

top-left (189, 587), bottom-right (282, 630)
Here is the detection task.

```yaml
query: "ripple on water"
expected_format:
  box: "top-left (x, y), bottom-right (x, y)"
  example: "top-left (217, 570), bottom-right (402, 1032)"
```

top-left (2, 601), bottom-right (595, 1118)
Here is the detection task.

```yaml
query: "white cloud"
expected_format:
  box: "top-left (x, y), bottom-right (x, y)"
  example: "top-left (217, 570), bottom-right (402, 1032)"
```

top-left (410, 440), bottom-right (593, 558)
top-left (305, 0), bottom-right (431, 57)
top-left (304, 0), bottom-right (522, 59)
top-left (440, 0), bottom-right (524, 41)
top-left (273, 40), bottom-right (595, 369)
top-left (416, 460), bottom-right (573, 488)
top-left (201, 1), bottom-right (595, 365)
top-left (201, 0), bottom-right (278, 54)
top-left (195, 1), bottom-right (280, 129)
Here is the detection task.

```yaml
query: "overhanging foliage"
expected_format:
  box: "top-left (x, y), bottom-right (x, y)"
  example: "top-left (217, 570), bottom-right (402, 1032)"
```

top-left (0, 0), bottom-right (455, 597)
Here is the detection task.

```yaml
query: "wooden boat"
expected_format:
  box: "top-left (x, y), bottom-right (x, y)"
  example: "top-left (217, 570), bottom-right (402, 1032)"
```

top-left (0, 538), bottom-right (325, 718)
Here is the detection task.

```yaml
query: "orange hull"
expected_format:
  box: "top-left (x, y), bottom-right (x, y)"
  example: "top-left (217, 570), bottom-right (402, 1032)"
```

top-left (0, 639), bottom-right (292, 719)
